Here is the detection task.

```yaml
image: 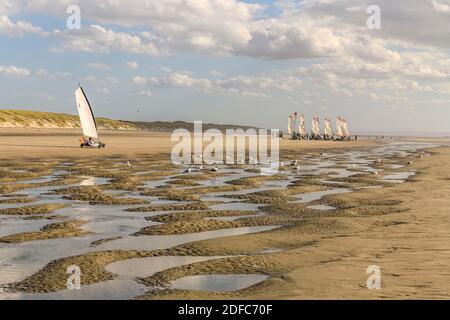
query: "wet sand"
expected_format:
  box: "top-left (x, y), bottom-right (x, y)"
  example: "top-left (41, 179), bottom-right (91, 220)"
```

top-left (143, 147), bottom-right (450, 300)
top-left (0, 128), bottom-right (375, 159)
top-left (0, 128), bottom-right (449, 299)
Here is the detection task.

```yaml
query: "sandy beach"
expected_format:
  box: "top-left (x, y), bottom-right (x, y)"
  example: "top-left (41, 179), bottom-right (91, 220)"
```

top-left (3, 0), bottom-right (450, 306)
top-left (0, 128), bottom-right (378, 159)
top-left (0, 129), bottom-right (449, 299)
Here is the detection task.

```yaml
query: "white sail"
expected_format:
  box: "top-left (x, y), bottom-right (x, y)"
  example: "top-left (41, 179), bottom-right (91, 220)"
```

top-left (287, 116), bottom-right (292, 135)
top-left (324, 119), bottom-right (332, 136)
top-left (293, 113), bottom-right (299, 136)
top-left (312, 117), bottom-right (320, 136)
top-left (342, 119), bottom-right (350, 137)
top-left (336, 117), bottom-right (343, 137)
top-left (75, 87), bottom-right (98, 139)
top-left (300, 114), bottom-right (306, 136)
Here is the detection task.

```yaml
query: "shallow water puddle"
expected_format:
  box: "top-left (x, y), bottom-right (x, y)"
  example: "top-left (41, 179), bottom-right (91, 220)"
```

top-left (79, 176), bottom-right (110, 186)
top-left (381, 171), bottom-right (415, 184)
top-left (208, 214), bottom-right (261, 222)
top-left (0, 279), bottom-right (147, 300)
top-left (82, 217), bottom-right (158, 235)
top-left (388, 164), bottom-right (405, 169)
top-left (99, 225), bottom-right (280, 251)
top-left (307, 204), bottom-right (335, 211)
top-left (293, 188), bottom-right (351, 203)
top-left (170, 274), bottom-right (269, 292)
top-left (259, 248), bottom-right (284, 254)
top-left (54, 203), bottom-right (158, 235)
top-left (0, 219), bottom-right (50, 238)
top-left (209, 202), bottom-right (261, 211)
top-left (0, 236), bottom-right (103, 285)
top-left (106, 256), bottom-right (226, 278)
top-left (13, 169), bottom-right (70, 185)
top-left (321, 168), bottom-right (356, 178)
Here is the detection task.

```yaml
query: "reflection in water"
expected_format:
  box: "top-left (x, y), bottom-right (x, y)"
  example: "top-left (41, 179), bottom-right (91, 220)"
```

top-left (307, 204), bottom-right (335, 211)
top-left (209, 202), bottom-right (261, 211)
top-left (99, 226), bottom-right (280, 251)
top-left (0, 279), bottom-right (147, 300)
top-left (107, 256), bottom-right (226, 278)
top-left (79, 176), bottom-right (110, 186)
top-left (208, 214), bottom-right (261, 221)
top-left (170, 274), bottom-right (269, 292)
top-left (381, 171), bottom-right (415, 184)
top-left (294, 188), bottom-right (351, 203)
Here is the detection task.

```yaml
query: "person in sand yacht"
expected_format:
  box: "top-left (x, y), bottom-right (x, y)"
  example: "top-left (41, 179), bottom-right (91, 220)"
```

top-left (87, 137), bottom-right (94, 146)
top-left (79, 136), bottom-right (87, 147)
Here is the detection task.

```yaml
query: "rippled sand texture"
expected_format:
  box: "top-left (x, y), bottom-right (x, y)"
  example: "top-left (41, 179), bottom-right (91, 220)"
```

top-left (0, 133), bottom-right (446, 299)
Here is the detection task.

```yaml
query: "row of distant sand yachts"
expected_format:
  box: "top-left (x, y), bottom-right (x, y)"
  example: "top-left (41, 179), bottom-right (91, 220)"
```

top-left (286, 114), bottom-right (352, 141)
top-left (283, 133), bottom-right (355, 141)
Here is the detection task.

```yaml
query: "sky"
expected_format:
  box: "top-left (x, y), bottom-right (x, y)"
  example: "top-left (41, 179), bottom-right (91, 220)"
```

top-left (1, 0), bottom-right (450, 133)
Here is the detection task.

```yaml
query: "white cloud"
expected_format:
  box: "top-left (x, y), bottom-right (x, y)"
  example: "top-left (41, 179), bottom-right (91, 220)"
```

top-left (48, 47), bottom-right (64, 54)
top-left (131, 76), bottom-right (147, 86)
top-left (35, 68), bottom-right (48, 77)
top-left (160, 67), bottom-right (171, 73)
top-left (132, 71), bottom-right (303, 98)
top-left (96, 87), bottom-right (110, 94)
top-left (210, 70), bottom-right (223, 77)
top-left (55, 71), bottom-right (71, 77)
top-left (432, 0), bottom-right (450, 14)
top-left (137, 90), bottom-right (153, 97)
top-left (0, 15), bottom-right (42, 37)
top-left (4, 0), bottom-right (450, 61)
top-left (85, 62), bottom-right (111, 70)
top-left (346, 6), bottom-right (361, 12)
top-left (82, 75), bottom-right (97, 83)
top-left (37, 93), bottom-right (55, 102)
top-left (125, 61), bottom-right (138, 69)
top-left (1, 1), bottom-right (339, 59)
top-left (52, 25), bottom-right (164, 56)
top-left (106, 76), bottom-right (119, 84)
top-left (0, 65), bottom-right (31, 76)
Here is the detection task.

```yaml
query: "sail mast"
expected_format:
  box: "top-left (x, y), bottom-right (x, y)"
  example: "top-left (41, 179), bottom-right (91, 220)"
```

top-left (75, 86), bottom-right (99, 140)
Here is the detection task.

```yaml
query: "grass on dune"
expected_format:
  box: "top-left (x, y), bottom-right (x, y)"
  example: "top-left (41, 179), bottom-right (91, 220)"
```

top-left (0, 109), bottom-right (136, 130)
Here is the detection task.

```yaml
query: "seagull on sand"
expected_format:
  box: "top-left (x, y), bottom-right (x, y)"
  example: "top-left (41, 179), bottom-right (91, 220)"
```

top-left (183, 167), bottom-right (192, 174)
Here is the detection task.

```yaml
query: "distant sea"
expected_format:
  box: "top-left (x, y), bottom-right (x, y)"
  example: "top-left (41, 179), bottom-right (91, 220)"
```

top-left (355, 132), bottom-right (450, 138)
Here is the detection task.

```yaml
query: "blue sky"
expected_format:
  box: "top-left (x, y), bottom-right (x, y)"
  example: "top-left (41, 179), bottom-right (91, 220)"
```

top-left (1, 0), bottom-right (450, 133)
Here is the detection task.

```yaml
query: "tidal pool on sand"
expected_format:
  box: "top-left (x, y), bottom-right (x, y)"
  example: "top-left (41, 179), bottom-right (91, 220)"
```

top-left (170, 274), bottom-right (269, 292)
